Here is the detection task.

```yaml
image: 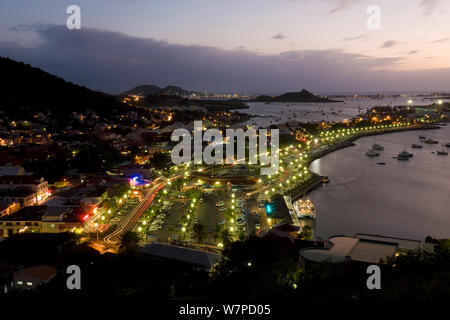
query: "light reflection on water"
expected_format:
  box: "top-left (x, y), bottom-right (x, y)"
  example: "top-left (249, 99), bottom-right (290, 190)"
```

top-left (308, 125), bottom-right (450, 240)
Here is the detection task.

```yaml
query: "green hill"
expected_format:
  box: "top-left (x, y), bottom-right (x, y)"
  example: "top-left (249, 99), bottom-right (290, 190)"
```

top-left (0, 57), bottom-right (127, 117)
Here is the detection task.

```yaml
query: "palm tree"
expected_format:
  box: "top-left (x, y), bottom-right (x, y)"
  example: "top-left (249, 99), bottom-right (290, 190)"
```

top-left (118, 230), bottom-right (140, 254)
top-left (192, 223), bottom-right (207, 244)
top-left (213, 225), bottom-right (222, 242)
top-left (218, 229), bottom-right (233, 248)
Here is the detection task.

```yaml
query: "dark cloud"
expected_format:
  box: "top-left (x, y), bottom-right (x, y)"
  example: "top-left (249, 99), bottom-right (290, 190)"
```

top-left (1, 24), bottom-right (450, 93)
top-left (341, 34), bottom-right (367, 41)
top-left (420, 0), bottom-right (443, 15)
top-left (431, 38), bottom-right (448, 43)
top-left (292, 0), bottom-right (361, 14)
top-left (381, 40), bottom-right (398, 48)
top-left (271, 33), bottom-right (286, 40)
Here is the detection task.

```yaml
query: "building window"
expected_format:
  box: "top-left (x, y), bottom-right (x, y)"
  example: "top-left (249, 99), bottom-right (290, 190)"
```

top-left (27, 282), bottom-right (33, 286)
top-left (17, 281), bottom-right (23, 285)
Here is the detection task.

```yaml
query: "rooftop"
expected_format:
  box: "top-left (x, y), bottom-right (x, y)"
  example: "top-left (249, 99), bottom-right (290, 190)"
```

top-left (0, 166), bottom-right (25, 176)
top-left (13, 265), bottom-right (57, 282)
top-left (0, 175), bottom-right (45, 185)
top-left (300, 236), bottom-right (398, 264)
top-left (0, 188), bottom-right (35, 198)
top-left (141, 242), bottom-right (222, 268)
top-left (0, 205), bottom-right (46, 221)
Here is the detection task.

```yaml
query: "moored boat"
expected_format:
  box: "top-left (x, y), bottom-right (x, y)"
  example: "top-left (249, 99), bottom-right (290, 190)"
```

top-left (397, 151), bottom-right (412, 161)
top-left (366, 150), bottom-right (380, 157)
top-left (372, 144), bottom-right (384, 151)
top-left (424, 138), bottom-right (438, 144)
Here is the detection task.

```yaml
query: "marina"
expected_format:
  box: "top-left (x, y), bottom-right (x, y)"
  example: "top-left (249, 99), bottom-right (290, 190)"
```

top-left (308, 125), bottom-right (450, 240)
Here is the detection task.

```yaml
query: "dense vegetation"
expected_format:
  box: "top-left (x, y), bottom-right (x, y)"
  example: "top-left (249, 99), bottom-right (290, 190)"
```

top-left (0, 57), bottom-right (127, 118)
top-left (1, 233), bottom-right (448, 300)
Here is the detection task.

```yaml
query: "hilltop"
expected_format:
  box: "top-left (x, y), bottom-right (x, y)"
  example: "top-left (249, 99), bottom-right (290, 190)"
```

top-left (0, 57), bottom-right (127, 117)
top-left (251, 89), bottom-right (338, 103)
top-left (123, 84), bottom-right (190, 97)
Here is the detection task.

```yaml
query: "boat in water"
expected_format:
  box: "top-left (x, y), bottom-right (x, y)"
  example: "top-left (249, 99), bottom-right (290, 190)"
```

top-left (377, 162), bottom-right (386, 165)
top-left (411, 144), bottom-right (423, 149)
top-left (424, 138), bottom-right (439, 144)
top-left (397, 151), bottom-right (413, 161)
top-left (372, 144), bottom-right (384, 151)
top-left (293, 198), bottom-right (316, 219)
top-left (437, 146), bottom-right (448, 156)
top-left (366, 150), bottom-right (380, 157)
top-left (446, 143), bottom-right (450, 148)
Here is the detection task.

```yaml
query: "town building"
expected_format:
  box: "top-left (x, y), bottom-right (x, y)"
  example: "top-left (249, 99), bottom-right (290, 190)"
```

top-left (299, 233), bottom-right (434, 268)
top-left (0, 166), bottom-right (25, 176)
top-left (0, 205), bottom-right (85, 238)
top-left (0, 175), bottom-right (49, 205)
top-left (0, 202), bottom-right (20, 217)
top-left (141, 242), bottom-right (222, 270)
top-left (12, 265), bottom-right (57, 290)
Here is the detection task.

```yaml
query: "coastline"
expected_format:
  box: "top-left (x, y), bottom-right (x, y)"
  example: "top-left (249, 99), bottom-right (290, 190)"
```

top-left (287, 124), bottom-right (441, 201)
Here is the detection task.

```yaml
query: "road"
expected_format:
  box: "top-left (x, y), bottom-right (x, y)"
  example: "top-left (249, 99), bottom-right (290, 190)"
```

top-left (103, 181), bottom-right (165, 244)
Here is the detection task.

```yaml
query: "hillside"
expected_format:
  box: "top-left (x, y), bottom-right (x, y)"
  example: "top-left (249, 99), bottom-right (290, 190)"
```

top-left (251, 89), bottom-right (338, 103)
top-left (0, 57), bottom-right (127, 117)
top-left (123, 84), bottom-right (190, 96)
top-left (123, 84), bottom-right (162, 96)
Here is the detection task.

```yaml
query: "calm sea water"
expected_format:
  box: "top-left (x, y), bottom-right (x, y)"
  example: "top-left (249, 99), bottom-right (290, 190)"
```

top-left (308, 125), bottom-right (450, 240)
top-left (240, 97), bottom-right (448, 128)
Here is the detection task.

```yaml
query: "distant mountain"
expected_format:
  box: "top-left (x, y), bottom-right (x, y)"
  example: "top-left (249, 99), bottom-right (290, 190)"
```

top-left (251, 89), bottom-right (338, 103)
top-left (123, 84), bottom-right (162, 96)
top-left (123, 84), bottom-right (191, 97)
top-left (159, 85), bottom-right (190, 96)
top-left (0, 57), bottom-right (126, 117)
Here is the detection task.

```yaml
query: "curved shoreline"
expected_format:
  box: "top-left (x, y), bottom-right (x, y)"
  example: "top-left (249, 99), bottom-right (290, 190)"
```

top-left (307, 124), bottom-right (440, 167)
top-left (288, 124), bottom-right (440, 201)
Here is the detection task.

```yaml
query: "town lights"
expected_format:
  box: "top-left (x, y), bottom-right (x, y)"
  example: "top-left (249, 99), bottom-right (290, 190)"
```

top-left (229, 227), bottom-right (234, 232)
top-left (138, 227), bottom-right (142, 232)
top-left (182, 227), bottom-right (186, 232)
top-left (217, 242), bottom-right (224, 248)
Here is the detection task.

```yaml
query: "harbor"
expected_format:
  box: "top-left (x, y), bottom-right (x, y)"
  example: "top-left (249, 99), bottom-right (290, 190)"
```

top-left (307, 124), bottom-right (450, 240)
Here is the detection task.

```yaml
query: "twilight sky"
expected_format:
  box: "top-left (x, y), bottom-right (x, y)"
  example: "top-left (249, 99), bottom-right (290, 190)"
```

top-left (1, 0), bottom-right (450, 94)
